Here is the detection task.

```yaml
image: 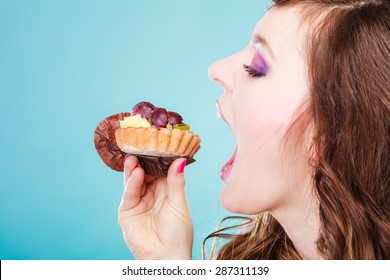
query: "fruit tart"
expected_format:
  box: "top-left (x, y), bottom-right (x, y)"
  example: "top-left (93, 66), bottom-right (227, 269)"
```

top-left (94, 101), bottom-right (201, 176)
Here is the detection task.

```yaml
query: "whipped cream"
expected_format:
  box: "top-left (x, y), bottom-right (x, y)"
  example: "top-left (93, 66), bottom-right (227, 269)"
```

top-left (119, 114), bottom-right (151, 128)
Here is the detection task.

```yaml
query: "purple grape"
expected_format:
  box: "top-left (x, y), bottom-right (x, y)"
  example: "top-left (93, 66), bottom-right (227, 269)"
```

top-left (167, 111), bottom-right (183, 125)
top-left (150, 108), bottom-right (168, 128)
top-left (131, 102), bottom-right (155, 119)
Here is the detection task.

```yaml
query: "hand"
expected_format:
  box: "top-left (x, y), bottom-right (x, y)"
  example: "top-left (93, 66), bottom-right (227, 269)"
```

top-left (118, 155), bottom-right (194, 259)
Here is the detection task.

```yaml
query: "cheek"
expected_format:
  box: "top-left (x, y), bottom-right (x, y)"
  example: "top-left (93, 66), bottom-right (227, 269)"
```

top-left (237, 89), bottom-right (306, 181)
top-left (237, 92), bottom-right (298, 145)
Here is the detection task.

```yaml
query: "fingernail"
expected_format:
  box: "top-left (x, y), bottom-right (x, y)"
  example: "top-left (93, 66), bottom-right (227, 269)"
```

top-left (125, 154), bottom-right (130, 161)
top-left (177, 158), bottom-right (187, 174)
top-left (136, 164), bottom-right (141, 168)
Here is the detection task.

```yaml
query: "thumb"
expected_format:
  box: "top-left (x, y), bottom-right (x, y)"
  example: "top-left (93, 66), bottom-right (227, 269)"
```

top-left (166, 158), bottom-right (188, 208)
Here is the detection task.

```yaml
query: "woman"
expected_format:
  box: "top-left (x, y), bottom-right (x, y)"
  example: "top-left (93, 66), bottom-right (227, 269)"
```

top-left (118, 0), bottom-right (390, 259)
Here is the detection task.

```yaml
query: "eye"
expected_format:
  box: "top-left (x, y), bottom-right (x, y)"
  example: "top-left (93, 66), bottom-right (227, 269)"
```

top-left (244, 51), bottom-right (269, 78)
top-left (243, 64), bottom-right (266, 78)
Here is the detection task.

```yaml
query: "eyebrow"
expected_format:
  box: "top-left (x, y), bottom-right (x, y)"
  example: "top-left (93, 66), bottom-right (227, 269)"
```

top-left (253, 34), bottom-right (275, 61)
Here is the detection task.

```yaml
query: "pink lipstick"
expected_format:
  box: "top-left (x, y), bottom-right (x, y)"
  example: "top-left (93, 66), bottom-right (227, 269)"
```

top-left (221, 147), bottom-right (237, 181)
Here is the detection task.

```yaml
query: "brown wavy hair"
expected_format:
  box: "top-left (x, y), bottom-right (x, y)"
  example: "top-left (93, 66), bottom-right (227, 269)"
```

top-left (204, 0), bottom-right (390, 260)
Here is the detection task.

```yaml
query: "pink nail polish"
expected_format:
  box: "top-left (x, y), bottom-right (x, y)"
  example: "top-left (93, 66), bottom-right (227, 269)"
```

top-left (177, 158), bottom-right (187, 174)
top-left (125, 154), bottom-right (130, 161)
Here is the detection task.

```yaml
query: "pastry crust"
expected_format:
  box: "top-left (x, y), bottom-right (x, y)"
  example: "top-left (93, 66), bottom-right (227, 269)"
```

top-left (115, 127), bottom-right (201, 157)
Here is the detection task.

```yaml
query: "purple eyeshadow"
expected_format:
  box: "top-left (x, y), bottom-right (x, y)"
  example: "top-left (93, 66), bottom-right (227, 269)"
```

top-left (251, 52), bottom-right (268, 74)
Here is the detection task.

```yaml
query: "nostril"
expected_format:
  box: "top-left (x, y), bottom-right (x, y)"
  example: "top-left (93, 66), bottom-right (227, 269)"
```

top-left (209, 73), bottom-right (232, 92)
top-left (208, 65), bottom-right (218, 82)
top-left (212, 77), bottom-right (223, 87)
top-left (208, 61), bottom-right (233, 92)
top-left (215, 78), bottom-right (233, 93)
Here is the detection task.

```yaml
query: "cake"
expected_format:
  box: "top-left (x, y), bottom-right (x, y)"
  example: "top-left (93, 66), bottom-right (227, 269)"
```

top-left (94, 101), bottom-right (201, 176)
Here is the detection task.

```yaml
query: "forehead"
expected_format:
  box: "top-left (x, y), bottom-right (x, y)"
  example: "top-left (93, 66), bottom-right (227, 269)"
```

top-left (253, 6), bottom-right (308, 60)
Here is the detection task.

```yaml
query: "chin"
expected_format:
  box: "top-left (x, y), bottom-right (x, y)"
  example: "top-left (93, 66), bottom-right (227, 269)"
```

top-left (220, 186), bottom-right (256, 214)
top-left (220, 181), bottom-right (279, 215)
top-left (220, 184), bottom-right (241, 213)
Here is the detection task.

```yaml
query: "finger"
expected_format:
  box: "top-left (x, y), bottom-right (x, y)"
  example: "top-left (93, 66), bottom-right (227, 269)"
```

top-left (166, 158), bottom-right (188, 207)
top-left (123, 155), bottom-right (139, 186)
top-left (140, 183), bottom-right (147, 197)
top-left (119, 166), bottom-right (145, 211)
top-left (144, 175), bottom-right (157, 184)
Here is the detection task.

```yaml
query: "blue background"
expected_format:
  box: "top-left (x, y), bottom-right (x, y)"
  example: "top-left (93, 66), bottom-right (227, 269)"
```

top-left (0, 0), bottom-right (269, 259)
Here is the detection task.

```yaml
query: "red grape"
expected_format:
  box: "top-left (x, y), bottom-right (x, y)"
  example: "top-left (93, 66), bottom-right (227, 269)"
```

top-left (150, 108), bottom-right (168, 128)
top-left (167, 111), bottom-right (183, 125)
top-left (131, 102), bottom-right (155, 119)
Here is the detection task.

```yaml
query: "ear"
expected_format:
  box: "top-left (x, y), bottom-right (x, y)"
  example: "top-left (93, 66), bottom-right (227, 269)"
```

top-left (309, 142), bottom-right (319, 166)
top-left (306, 122), bottom-right (320, 166)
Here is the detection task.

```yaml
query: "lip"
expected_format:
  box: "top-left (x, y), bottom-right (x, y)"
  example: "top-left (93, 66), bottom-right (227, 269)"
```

top-left (221, 147), bottom-right (237, 181)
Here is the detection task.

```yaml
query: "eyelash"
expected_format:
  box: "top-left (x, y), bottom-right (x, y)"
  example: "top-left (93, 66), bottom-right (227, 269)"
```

top-left (243, 64), bottom-right (266, 78)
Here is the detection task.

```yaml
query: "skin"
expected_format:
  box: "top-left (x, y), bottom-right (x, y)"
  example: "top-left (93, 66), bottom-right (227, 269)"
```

top-left (119, 6), bottom-right (321, 259)
top-left (118, 156), bottom-right (193, 259)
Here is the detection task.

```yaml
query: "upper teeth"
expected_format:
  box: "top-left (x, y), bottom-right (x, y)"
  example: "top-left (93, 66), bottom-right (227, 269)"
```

top-left (216, 102), bottom-right (221, 118)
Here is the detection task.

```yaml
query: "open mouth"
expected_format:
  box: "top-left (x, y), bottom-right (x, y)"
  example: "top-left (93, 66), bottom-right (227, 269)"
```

top-left (217, 100), bottom-right (236, 181)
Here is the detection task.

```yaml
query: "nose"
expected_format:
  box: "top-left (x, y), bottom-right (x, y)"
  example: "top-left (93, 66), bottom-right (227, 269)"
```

top-left (208, 56), bottom-right (234, 92)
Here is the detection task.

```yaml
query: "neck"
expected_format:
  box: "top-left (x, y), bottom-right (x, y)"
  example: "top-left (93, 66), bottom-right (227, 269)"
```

top-left (271, 178), bottom-right (321, 260)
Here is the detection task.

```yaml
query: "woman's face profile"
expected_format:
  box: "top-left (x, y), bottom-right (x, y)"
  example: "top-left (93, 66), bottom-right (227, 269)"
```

top-left (209, 6), bottom-right (313, 214)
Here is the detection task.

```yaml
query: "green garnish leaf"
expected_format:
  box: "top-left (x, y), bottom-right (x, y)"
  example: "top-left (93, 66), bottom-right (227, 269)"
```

top-left (173, 124), bottom-right (190, 131)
